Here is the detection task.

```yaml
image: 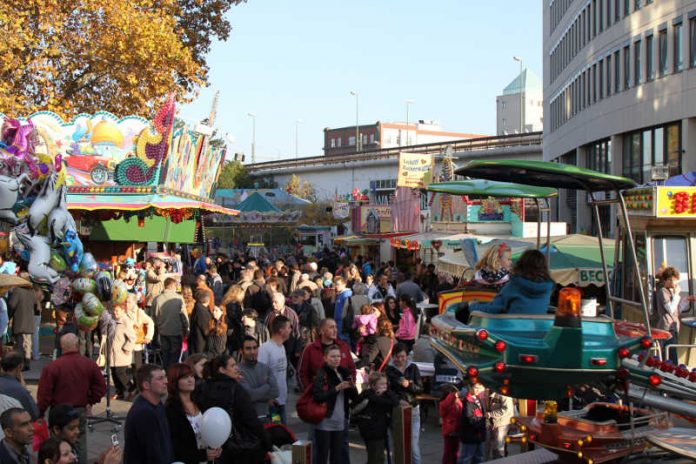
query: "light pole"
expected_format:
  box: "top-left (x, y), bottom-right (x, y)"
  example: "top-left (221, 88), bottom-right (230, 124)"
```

top-left (247, 112), bottom-right (256, 163)
top-left (350, 90), bottom-right (359, 152)
top-left (405, 99), bottom-right (415, 146)
top-left (295, 119), bottom-right (303, 160)
top-left (513, 56), bottom-right (524, 134)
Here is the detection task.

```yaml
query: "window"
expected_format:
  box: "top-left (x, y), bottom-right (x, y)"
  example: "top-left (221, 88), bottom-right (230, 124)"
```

top-left (615, 0), bottom-right (621, 22)
top-left (674, 21), bottom-right (684, 72)
top-left (592, 64), bottom-right (597, 102)
top-left (330, 138), bottom-right (336, 148)
top-left (614, 50), bottom-right (621, 92)
top-left (623, 45), bottom-right (631, 89)
top-left (653, 237), bottom-right (690, 290)
top-left (599, 0), bottom-right (604, 32)
top-left (586, 138), bottom-right (612, 173)
top-left (592, 0), bottom-right (597, 37)
top-left (369, 133), bottom-right (375, 144)
top-left (336, 138), bottom-right (341, 147)
top-left (634, 0), bottom-right (641, 10)
top-left (348, 136), bottom-right (355, 146)
top-left (623, 0), bottom-right (630, 17)
top-left (622, 122), bottom-right (682, 183)
top-left (659, 28), bottom-right (668, 76)
top-left (598, 59), bottom-right (604, 99)
top-left (646, 33), bottom-right (655, 80)
top-left (690, 16), bottom-right (696, 67)
top-left (606, 54), bottom-right (612, 96)
top-left (607, 0), bottom-right (612, 26)
top-left (634, 39), bottom-right (642, 84)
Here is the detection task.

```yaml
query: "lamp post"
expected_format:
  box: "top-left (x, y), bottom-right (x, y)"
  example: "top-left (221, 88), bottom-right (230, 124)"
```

top-left (405, 99), bottom-right (415, 146)
top-left (350, 90), bottom-right (359, 152)
top-left (295, 119), bottom-right (303, 160)
top-left (247, 112), bottom-right (256, 163)
top-left (513, 56), bottom-right (524, 134)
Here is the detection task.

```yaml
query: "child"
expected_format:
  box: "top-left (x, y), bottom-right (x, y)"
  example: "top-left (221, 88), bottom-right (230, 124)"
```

top-left (473, 243), bottom-right (512, 286)
top-left (439, 383), bottom-right (462, 464)
top-left (353, 304), bottom-right (378, 356)
top-left (459, 382), bottom-right (487, 464)
top-left (351, 372), bottom-right (400, 464)
top-left (395, 295), bottom-right (417, 352)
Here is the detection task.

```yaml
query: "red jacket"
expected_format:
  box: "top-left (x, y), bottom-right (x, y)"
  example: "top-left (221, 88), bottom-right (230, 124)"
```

top-left (439, 392), bottom-right (463, 437)
top-left (298, 338), bottom-right (355, 390)
top-left (37, 351), bottom-right (107, 416)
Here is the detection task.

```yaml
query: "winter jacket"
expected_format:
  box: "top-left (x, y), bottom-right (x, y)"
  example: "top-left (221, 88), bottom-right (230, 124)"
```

top-left (469, 275), bottom-right (554, 315)
top-left (152, 290), bottom-right (189, 337)
top-left (358, 335), bottom-right (393, 370)
top-left (207, 273), bottom-right (224, 305)
top-left (395, 307), bottom-right (417, 341)
top-left (164, 399), bottom-right (209, 464)
top-left (238, 360), bottom-right (279, 418)
top-left (188, 302), bottom-right (211, 355)
top-left (351, 388), bottom-right (400, 439)
top-left (312, 365), bottom-right (357, 419)
top-left (439, 392), bottom-right (463, 437)
top-left (460, 392), bottom-right (487, 444)
top-left (107, 318), bottom-right (136, 368)
top-left (298, 338), bottom-right (355, 390)
top-left (7, 287), bottom-right (36, 334)
top-left (489, 392), bottom-right (515, 429)
top-left (385, 361), bottom-right (423, 406)
top-left (225, 302), bottom-right (244, 353)
top-left (333, 289), bottom-right (353, 341)
top-left (655, 286), bottom-right (689, 333)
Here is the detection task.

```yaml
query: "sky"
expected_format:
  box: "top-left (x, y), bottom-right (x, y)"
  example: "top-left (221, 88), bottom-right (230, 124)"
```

top-left (180, 1), bottom-right (543, 163)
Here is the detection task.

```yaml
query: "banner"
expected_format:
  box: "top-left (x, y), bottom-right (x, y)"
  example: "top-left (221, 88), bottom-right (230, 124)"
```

top-left (333, 201), bottom-right (350, 219)
top-left (360, 205), bottom-right (392, 234)
top-left (397, 152), bottom-right (434, 188)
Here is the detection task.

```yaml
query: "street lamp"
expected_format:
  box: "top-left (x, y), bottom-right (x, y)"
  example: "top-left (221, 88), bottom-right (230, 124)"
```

top-left (295, 119), bottom-right (303, 160)
top-left (405, 99), bottom-right (415, 146)
top-left (513, 56), bottom-right (524, 134)
top-left (247, 112), bottom-right (256, 163)
top-left (350, 90), bottom-right (359, 152)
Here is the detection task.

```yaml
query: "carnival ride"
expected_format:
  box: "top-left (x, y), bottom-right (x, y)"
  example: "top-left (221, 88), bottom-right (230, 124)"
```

top-left (427, 160), bottom-right (696, 462)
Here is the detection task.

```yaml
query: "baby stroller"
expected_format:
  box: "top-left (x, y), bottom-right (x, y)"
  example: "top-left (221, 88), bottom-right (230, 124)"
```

top-left (264, 423), bottom-right (296, 463)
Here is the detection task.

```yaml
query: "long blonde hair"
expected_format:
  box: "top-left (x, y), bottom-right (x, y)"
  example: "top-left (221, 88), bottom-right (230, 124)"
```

top-left (475, 243), bottom-right (511, 272)
top-left (220, 284), bottom-right (245, 307)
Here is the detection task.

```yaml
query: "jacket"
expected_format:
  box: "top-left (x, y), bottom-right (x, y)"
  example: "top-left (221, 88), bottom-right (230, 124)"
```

top-left (655, 286), bottom-right (688, 332)
top-left (368, 283), bottom-right (395, 302)
top-left (351, 388), bottom-right (400, 439)
top-left (124, 305), bottom-right (154, 351)
top-left (164, 399), bottom-right (208, 464)
top-left (207, 272), bottom-right (224, 305)
top-left (124, 395), bottom-right (173, 464)
top-left (385, 361), bottom-right (423, 406)
top-left (145, 268), bottom-right (166, 306)
top-left (460, 392), bottom-right (487, 444)
top-left (7, 287), bottom-right (36, 334)
top-left (188, 302), bottom-right (211, 355)
top-left (489, 392), bottom-right (515, 429)
top-left (107, 318), bottom-right (136, 367)
top-left (470, 275), bottom-right (554, 315)
top-left (244, 281), bottom-right (271, 319)
top-left (237, 360), bottom-right (279, 418)
top-left (298, 338), bottom-right (356, 390)
top-left (152, 290), bottom-right (189, 337)
top-left (311, 365), bottom-right (357, 419)
top-left (395, 307), bottom-right (416, 341)
top-left (0, 374), bottom-right (39, 420)
top-left (358, 335), bottom-right (393, 370)
top-left (333, 289), bottom-right (353, 341)
top-left (439, 392), bottom-right (463, 437)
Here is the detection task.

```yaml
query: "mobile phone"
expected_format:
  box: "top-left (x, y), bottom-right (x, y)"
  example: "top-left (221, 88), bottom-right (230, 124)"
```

top-left (111, 434), bottom-right (119, 447)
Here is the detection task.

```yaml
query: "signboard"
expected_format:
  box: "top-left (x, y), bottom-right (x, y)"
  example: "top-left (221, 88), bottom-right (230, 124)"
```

top-left (162, 129), bottom-right (225, 199)
top-left (656, 186), bottom-right (696, 218)
top-left (333, 201), bottom-right (350, 219)
top-left (359, 205), bottom-right (392, 234)
top-left (397, 152), bottom-right (434, 188)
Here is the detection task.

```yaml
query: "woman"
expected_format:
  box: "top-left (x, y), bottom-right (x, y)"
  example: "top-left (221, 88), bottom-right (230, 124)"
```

top-left (184, 353), bottom-right (208, 389)
top-left (38, 437), bottom-right (77, 464)
top-left (359, 318), bottom-right (395, 370)
top-left (242, 308), bottom-right (270, 345)
top-left (124, 292), bottom-right (153, 398)
top-left (165, 363), bottom-right (222, 464)
top-left (220, 285), bottom-right (245, 356)
top-left (182, 285), bottom-right (196, 317)
top-left (106, 305), bottom-right (136, 400)
top-left (206, 304), bottom-right (228, 357)
top-left (655, 266), bottom-right (695, 362)
top-left (395, 295), bottom-right (417, 353)
top-left (312, 344), bottom-right (357, 464)
top-left (195, 354), bottom-right (268, 463)
top-left (384, 296), bottom-right (401, 329)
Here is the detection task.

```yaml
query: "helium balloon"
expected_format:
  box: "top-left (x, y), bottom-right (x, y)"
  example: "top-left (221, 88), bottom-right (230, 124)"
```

top-left (82, 292), bottom-right (105, 317)
top-left (51, 277), bottom-right (72, 306)
top-left (71, 278), bottom-right (97, 295)
top-left (49, 251), bottom-right (67, 272)
top-left (111, 279), bottom-right (128, 305)
top-left (61, 230), bottom-right (84, 274)
top-left (79, 252), bottom-right (98, 276)
top-left (95, 271), bottom-right (113, 301)
top-left (200, 407), bottom-right (232, 448)
top-left (75, 303), bottom-right (98, 331)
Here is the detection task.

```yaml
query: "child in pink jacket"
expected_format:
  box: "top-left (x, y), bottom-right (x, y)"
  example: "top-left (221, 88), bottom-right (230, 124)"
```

top-left (395, 295), bottom-right (417, 352)
top-left (439, 383), bottom-right (463, 464)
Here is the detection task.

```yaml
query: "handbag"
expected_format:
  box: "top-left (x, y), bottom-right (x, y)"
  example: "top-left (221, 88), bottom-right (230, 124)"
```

top-left (296, 383), bottom-right (327, 424)
top-left (32, 419), bottom-right (49, 452)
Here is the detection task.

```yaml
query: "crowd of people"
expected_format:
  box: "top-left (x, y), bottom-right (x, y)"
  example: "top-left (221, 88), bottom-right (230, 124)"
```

top-left (0, 243), bottom-right (559, 464)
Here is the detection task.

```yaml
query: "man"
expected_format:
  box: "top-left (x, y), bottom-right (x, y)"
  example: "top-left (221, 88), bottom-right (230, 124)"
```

top-left (192, 249), bottom-right (207, 276)
top-left (331, 276), bottom-right (353, 343)
top-left (291, 289), bottom-right (319, 344)
top-left (195, 274), bottom-right (215, 312)
top-left (6, 276), bottom-right (36, 369)
top-left (206, 264), bottom-right (224, 305)
top-left (298, 318), bottom-right (355, 390)
top-left (245, 270), bottom-right (271, 320)
top-left (152, 278), bottom-right (189, 369)
top-left (460, 382), bottom-right (487, 464)
top-left (123, 364), bottom-right (173, 464)
top-left (37, 333), bottom-right (106, 464)
top-left (238, 268), bottom-right (254, 292)
top-left (0, 395), bottom-right (21, 440)
top-left (258, 316), bottom-right (291, 425)
top-left (238, 336), bottom-right (279, 421)
top-left (0, 408), bottom-right (32, 463)
top-left (0, 352), bottom-right (39, 419)
top-left (145, 258), bottom-right (168, 309)
top-left (396, 271), bottom-right (426, 304)
top-left (48, 404), bottom-right (80, 458)
top-left (487, 391), bottom-right (514, 460)
top-left (368, 273), bottom-right (396, 302)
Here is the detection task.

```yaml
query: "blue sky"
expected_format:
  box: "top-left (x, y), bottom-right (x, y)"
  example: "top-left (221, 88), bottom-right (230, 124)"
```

top-left (180, 1), bottom-right (542, 162)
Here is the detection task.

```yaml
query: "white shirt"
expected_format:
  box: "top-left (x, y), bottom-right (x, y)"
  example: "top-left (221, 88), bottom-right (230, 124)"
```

top-left (258, 340), bottom-right (288, 405)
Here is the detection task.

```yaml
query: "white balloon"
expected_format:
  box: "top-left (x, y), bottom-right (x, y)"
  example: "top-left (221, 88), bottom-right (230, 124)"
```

top-left (200, 407), bottom-right (231, 448)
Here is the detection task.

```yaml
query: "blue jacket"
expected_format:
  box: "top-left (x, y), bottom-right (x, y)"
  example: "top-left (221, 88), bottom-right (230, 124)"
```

top-left (469, 275), bottom-right (554, 315)
top-left (333, 289), bottom-right (353, 342)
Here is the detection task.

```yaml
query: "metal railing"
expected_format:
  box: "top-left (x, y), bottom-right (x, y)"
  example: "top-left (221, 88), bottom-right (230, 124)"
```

top-left (246, 132), bottom-right (543, 173)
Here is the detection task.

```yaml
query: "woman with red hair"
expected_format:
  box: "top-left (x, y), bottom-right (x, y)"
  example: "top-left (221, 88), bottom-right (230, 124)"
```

top-left (165, 363), bottom-right (222, 464)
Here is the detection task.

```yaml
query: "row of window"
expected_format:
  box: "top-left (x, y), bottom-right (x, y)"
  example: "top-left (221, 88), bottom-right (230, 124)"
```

top-left (549, 15), bottom-right (690, 133)
top-left (328, 133), bottom-right (376, 148)
top-left (550, 0), bottom-right (576, 33)
top-left (550, 0), bottom-right (654, 84)
top-left (622, 122), bottom-right (681, 183)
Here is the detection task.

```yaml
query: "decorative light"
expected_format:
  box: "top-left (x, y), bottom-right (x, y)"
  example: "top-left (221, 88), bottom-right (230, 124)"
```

top-left (494, 362), bottom-right (506, 373)
top-left (648, 374), bottom-right (662, 387)
top-left (476, 329), bottom-right (488, 341)
top-left (640, 337), bottom-right (652, 349)
top-left (466, 366), bottom-right (479, 378)
top-left (617, 347), bottom-right (630, 359)
top-left (494, 340), bottom-right (507, 352)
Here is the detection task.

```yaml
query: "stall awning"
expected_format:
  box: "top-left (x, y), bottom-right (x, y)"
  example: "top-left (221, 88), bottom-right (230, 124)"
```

top-left (89, 215), bottom-right (197, 243)
top-left (67, 193), bottom-right (239, 216)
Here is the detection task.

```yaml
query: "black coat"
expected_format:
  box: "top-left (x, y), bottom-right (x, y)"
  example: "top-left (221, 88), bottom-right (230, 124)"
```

top-left (312, 365), bottom-right (357, 419)
top-left (358, 335), bottom-right (393, 370)
top-left (225, 302), bottom-right (244, 353)
top-left (385, 363), bottom-right (423, 406)
top-left (460, 393), bottom-right (487, 444)
top-left (195, 374), bottom-right (269, 463)
top-left (164, 399), bottom-right (208, 464)
top-left (351, 389), bottom-right (400, 439)
top-left (189, 302), bottom-right (211, 355)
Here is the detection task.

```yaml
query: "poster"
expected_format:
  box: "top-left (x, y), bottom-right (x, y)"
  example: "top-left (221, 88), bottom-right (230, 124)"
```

top-left (397, 152), bottom-right (434, 188)
top-left (359, 205), bottom-right (392, 234)
top-left (333, 201), bottom-right (350, 219)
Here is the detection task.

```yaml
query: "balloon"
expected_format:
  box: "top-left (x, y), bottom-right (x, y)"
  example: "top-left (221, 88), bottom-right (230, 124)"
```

top-left (200, 407), bottom-right (232, 448)
top-left (82, 292), bottom-right (105, 317)
top-left (51, 277), bottom-right (72, 306)
top-left (49, 251), bottom-right (67, 271)
top-left (75, 303), bottom-right (98, 331)
top-left (71, 278), bottom-right (97, 295)
top-left (61, 230), bottom-right (84, 274)
top-left (111, 279), bottom-right (128, 304)
top-left (80, 252), bottom-right (98, 276)
top-left (95, 271), bottom-right (113, 301)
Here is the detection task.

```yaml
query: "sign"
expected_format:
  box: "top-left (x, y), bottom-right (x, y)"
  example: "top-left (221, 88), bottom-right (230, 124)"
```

top-left (333, 201), bottom-right (350, 219)
top-left (397, 152), bottom-right (434, 188)
top-left (656, 187), bottom-right (696, 218)
top-left (359, 205), bottom-right (392, 234)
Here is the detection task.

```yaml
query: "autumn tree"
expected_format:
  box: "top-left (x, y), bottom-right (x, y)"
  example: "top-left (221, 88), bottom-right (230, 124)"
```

top-left (0, 0), bottom-right (245, 119)
top-left (217, 160), bottom-right (252, 189)
top-left (284, 174), bottom-right (316, 203)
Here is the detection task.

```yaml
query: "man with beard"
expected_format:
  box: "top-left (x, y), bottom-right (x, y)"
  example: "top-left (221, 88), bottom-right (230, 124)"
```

top-left (238, 336), bottom-right (279, 422)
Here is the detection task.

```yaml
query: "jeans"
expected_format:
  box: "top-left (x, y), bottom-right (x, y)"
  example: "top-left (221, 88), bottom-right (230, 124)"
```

top-left (442, 435), bottom-right (459, 464)
top-left (457, 442), bottom-right (484, 464)
top-left (487, 425), bottom-right (508, 459)
top-left (32, 315), bottom-right (41, 359)
top-left (160, 335), bottom-right (182, 370)
top-left (411, 405), bottom-right (421, 464)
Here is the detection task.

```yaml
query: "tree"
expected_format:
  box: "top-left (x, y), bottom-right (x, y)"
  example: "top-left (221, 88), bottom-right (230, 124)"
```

top-left (284, 175), bottom-right (316, 202)
top-left (0, 0), bottom-right (245, 119)
top-left (217, 160), bottom-right (252, 189)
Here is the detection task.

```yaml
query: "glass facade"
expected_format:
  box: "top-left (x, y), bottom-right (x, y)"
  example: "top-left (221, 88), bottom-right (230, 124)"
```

top-left (622, 121), bottom-right (682, 183)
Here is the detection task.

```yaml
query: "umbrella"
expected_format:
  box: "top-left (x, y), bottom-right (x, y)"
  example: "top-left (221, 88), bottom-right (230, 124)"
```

top-left (0, 274), bottom-right (32, 289)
